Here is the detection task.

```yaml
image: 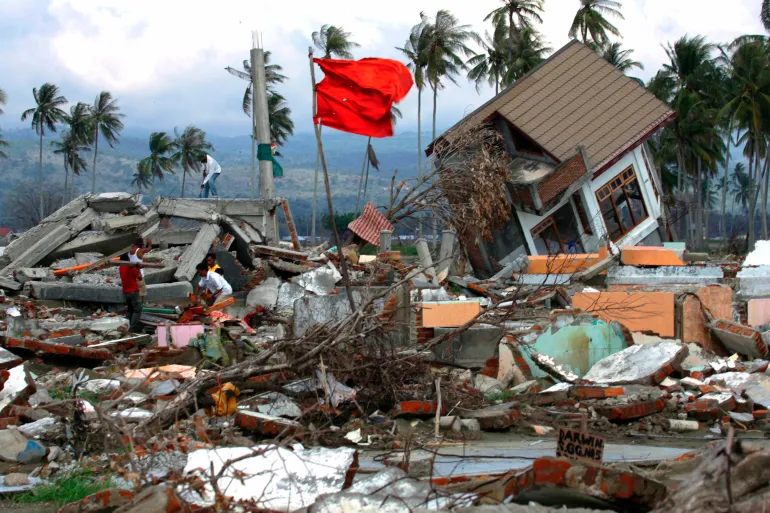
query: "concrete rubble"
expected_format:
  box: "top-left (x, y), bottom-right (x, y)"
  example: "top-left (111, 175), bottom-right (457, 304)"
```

top-left (3, 193), bottom-right (770, 510)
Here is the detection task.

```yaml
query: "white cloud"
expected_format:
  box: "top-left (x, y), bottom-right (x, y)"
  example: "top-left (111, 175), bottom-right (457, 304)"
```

top-left (1, 0), bottom-right (766, 136)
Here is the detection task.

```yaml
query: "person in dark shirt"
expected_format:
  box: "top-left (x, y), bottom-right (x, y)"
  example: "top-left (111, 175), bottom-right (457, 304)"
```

top-left (119, 253), bottom-right (143, 332)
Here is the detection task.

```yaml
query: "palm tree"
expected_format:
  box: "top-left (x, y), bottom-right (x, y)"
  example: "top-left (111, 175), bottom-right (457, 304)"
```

top-left (66, 102), bottom-right (93, 146)
top-left (569, 0), bottom-right (624, 46)
top-left (52, 131), bottom-right (89, 201)
top-left (132, 165), bottom-right (152, 193)
top-left (467, 19), bottom-right (509, 94)
top-left (595, 41), bottom-right (643, 73)
top-left (0, 129), bottom-right (7, 160)
top-left (763, 0), bottom-right (770, 33)
top-left (138, 132), bottom-right (175, 197)
top-left (225, 51), bottom-right (288, 117)
top-left (663, 36), bottom-right (716, 93)
top-left (268, 92), bottom-right (294, 147)
top-left (397, 19), bottom-right (431, 177)
top-left (21, 83), bottom-right (68, 220)
top-left (225, 51), bottom-right (288, 201)
top-left (647, 70), bottom-right (677, 104)
top-left (502, 26), bottom-right (552, 85)
top-left (311, 25), bottom-right (361, 59)
top-left (720, 39), bottom-right (770, 248)
top-left (0, 87), bottom-right (6, 115)
top-left (484, 0), bottom-right (544, 56)
top-left (89, 91), bottom-right (124, 194)
top-left (172, 125), bottom-right (212, 198)
top-left (731, 162), bottom-right (750, 234)
top-left (423, 10), bottom-right (477, 144)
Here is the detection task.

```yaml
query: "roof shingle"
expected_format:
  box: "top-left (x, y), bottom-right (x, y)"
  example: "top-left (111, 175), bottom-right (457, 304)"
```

top-left (435, 41), bottom-right (675, 171)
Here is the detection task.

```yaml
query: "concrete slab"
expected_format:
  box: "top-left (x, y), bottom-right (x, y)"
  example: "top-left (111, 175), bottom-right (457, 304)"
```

top-left (518, 274), bottom-right (571, 285)
top-left (607, 265), bottom-right (723, 285)
top-left (432, 325), bottom-right (503, 368)
top-left (87, 192), bottom-right (140, 213)
top-left (572, 291), bottom-right (675, 337)
top-left (582, 341), bottom-right (688, 385)
top-left (174, 223), bottom-right (220, 282)
top-left (293, 288), bottom-right (386, 335)
top-left (736, 266), bottom-right (770, 298)
top-left (26, 282), bottom-right (192, 303)
top-left (48, 231), bottom-right (135, 260)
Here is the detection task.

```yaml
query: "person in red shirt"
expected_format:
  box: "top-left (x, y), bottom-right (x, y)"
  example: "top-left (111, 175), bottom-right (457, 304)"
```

top-left (119, 253), bottom-right (144, 332)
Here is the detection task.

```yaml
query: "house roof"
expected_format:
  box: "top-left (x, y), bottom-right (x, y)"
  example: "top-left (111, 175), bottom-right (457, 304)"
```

top-left (0, 228), bottom-right (13, 237)
top-left (434, 40), bottom-right (675, 172)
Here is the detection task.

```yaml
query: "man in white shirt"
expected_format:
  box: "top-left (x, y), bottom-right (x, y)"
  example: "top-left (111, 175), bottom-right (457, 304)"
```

top-left (195, 263), bottom-right (233, 304)
top-left (199, 153), bottom-right (222, 198)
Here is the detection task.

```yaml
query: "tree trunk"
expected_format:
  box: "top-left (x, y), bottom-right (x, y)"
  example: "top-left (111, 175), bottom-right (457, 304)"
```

top-left (721, 129), bottom-right (731, 241)
top-left (63, 157), bottom-right (69, 204)
top-left (38, 131), bottom-right (44, 221)
top-left (695, 157), bottom-right (703, 250)
top-left (676, 148), bottom-right (688, 245)
top-left (152, 173), bottom-right (156, 198)
top-left (92, 130), bottom-right (99, 194)
top-left (180, 168), bottom-right (187, 198)
top-left (417, 88), bottom-right (422, 178)
top-left (251, 120), bottom-right (256, 199)
top-left (763, 152), bottom-right (769, 240)
top-left (748, 142), bottom-right (761, 251)
top-left (431, 82), bottom-right (438, 250)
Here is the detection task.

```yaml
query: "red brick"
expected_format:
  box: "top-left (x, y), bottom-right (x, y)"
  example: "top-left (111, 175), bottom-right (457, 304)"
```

top-left (235, 410), bottom-right (303, 438)
top-left (596, 398), bottom-right (665, 421)
top-left (393, 401), bottom-right (445, 417)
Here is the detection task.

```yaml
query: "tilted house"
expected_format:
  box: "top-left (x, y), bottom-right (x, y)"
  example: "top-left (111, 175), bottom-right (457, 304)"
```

top-left (431, 40), bottom-right (675, 277)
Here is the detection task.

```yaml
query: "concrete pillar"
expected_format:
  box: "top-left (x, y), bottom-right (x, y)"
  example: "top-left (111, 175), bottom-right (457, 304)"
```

top-left (379, 230), bottom-right (393, 253)
top-left (436, 229), bottom-right (456, 277)
top-left (415, 238), bottom-right (436, 277)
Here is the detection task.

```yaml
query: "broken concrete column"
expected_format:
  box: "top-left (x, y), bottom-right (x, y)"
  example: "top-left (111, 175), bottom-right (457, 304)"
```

top-left (26, 282), bottom-right (193, 303)
top-left (379, 230), bottom-right (392, 253)
top-left (174, 223), bottom-right (221, 282)
top-left (415, 238), bottom-right (436, 277)
top-left (155, 197), bottom-right (220, 222)
top-left (1, 224), bottom-right (72, 275)
top-left (48, 232), bottom-right (135, 261)
top-left (607, 265), bottom-right (723, 286)
top-left (436, 229), bottom-right (456, 278)
top-left (95, 211), bottom-right (159, 234)
top-left (87, 192), bottom-right (140, 213)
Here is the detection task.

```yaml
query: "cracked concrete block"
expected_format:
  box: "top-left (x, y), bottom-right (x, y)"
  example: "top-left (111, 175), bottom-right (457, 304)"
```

top-left (582, 341), bottom-right (688, 385)
top-left (174, 223), bottom-right (220, 282)
top-left (607, 265), bottom-right (723, 286)
top-left (26, 282), bottom-right (192, 303)
top-left (247, 278), bottom-right (281, 308)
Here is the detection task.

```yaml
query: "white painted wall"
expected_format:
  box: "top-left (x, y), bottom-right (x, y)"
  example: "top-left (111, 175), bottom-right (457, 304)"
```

top-left (517, 146), bottom-right (662, 256)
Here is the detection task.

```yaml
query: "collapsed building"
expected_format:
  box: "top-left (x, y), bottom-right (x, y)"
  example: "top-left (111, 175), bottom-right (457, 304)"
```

top-left (431, 40), bottom-right (675, 278)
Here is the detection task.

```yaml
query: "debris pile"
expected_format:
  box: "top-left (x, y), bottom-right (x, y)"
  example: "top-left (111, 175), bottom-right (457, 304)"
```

top-left (1, 194), bottom-right (770, 511)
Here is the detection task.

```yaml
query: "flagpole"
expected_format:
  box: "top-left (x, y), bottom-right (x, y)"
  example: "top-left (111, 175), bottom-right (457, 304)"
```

top-left (308, 48), bottom-right (357, 313)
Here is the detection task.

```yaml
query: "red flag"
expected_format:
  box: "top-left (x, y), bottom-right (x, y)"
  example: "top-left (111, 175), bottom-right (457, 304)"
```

top-left (313, 58), bottom-right (413, 138)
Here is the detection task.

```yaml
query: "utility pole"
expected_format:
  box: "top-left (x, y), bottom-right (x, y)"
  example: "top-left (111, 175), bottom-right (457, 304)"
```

top-left (251, 45), bottom-right (275, 199)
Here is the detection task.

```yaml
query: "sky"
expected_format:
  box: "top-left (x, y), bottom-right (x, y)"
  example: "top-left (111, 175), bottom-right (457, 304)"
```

top-left (0, 0), bottom-right (765, 139)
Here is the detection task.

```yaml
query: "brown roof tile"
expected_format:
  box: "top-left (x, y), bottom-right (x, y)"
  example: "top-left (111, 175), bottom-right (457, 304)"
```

top-left (435, 41), bottom-right (675, 171)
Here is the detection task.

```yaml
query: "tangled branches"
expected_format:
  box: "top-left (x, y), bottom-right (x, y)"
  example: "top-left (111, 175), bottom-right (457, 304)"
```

top-left (382, 122), bottom-right (515, 243)
top-left (434, 123), bottom-right (515, 242)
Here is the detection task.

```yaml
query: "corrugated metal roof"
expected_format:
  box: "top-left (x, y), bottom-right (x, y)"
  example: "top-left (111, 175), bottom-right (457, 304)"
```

top-left (435, 41), bottom-right (675, 171)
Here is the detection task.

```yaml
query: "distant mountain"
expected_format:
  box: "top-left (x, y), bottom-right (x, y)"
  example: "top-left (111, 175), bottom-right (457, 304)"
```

top-left (0, 128), bottom-right (436, 231)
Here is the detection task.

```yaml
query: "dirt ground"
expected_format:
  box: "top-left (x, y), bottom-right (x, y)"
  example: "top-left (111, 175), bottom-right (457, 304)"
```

top-left (0, 502), bottom-right (57, 513)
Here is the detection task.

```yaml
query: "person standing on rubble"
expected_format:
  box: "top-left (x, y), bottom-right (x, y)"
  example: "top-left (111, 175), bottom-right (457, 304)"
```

top-left (195, 262), bottom-right (232, 305)
top-left (128, 237), bottom-right (151, 299)
top-left (119, 253), bottom-right (143, 333)
top-left (199, 153), bottom-right (222, 198)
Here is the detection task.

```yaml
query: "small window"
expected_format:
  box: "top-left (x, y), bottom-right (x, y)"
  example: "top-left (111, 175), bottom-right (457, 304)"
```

top-left (573, 193), bottom-right (593, 235)
top-left (595, 166), bottom-right (649, 242)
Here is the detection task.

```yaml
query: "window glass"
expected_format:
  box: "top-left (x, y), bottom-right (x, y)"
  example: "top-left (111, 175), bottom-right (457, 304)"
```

top-left (595, 166), bottom-right (647, 241)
